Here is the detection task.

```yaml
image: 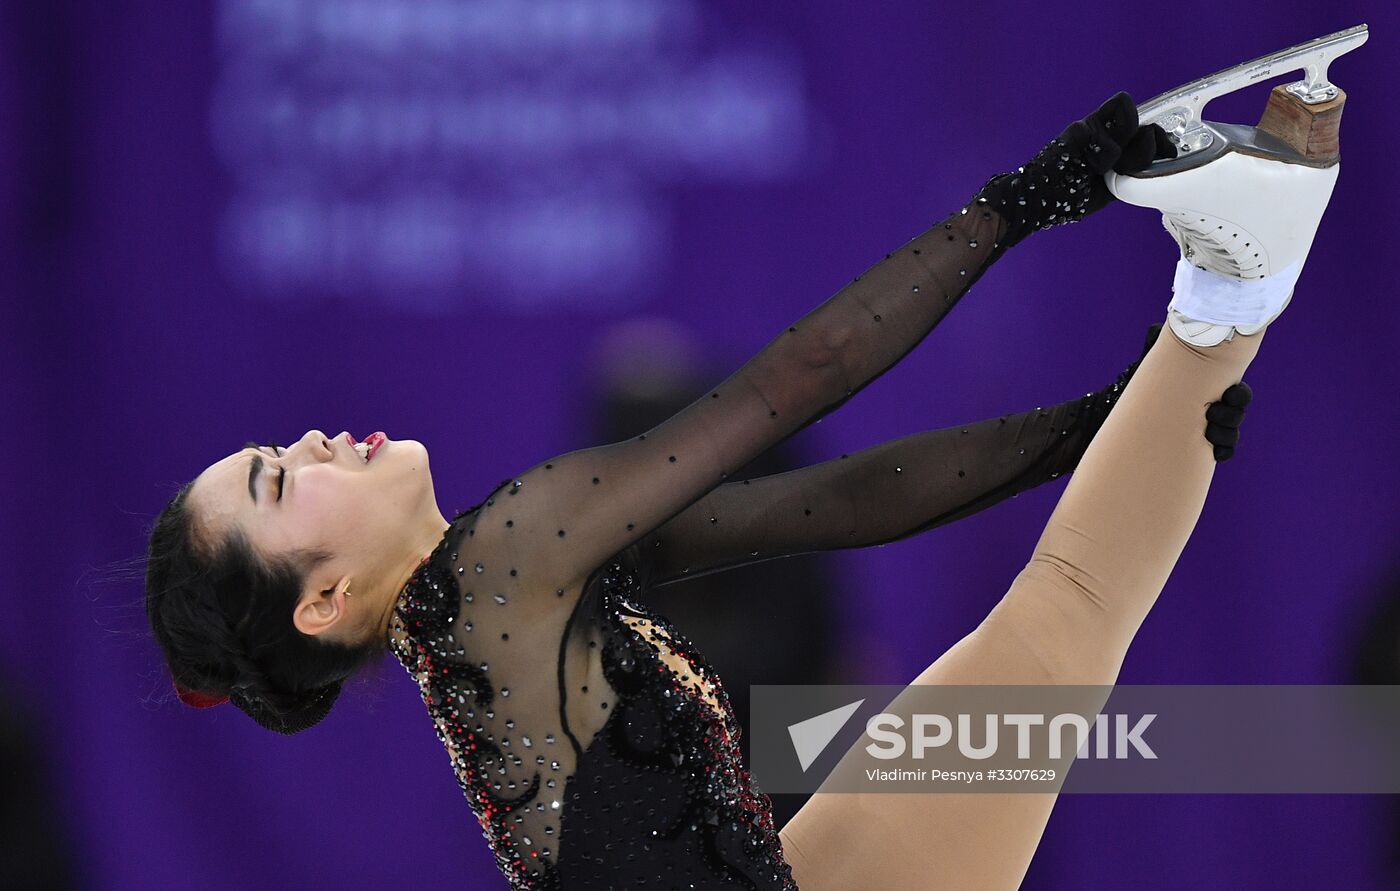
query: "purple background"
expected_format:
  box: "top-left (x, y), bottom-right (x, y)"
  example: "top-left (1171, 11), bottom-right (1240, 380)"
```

top-left (4, 2), bottom-right (1397, 888)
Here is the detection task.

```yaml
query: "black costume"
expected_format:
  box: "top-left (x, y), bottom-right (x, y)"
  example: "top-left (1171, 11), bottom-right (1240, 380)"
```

top-left (385, 95), bottom-right (1248, 889)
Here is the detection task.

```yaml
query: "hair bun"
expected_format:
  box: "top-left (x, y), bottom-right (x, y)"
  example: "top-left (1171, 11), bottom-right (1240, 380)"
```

top-left (229, 681), bottom-right (341, 735)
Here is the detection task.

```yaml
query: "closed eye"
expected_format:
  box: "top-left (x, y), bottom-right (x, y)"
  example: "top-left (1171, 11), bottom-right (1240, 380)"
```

top-left (244, 441), bottom-right (286, 501)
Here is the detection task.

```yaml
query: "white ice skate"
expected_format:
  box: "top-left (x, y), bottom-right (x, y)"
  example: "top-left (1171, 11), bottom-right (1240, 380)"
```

top-left (1105, 24), bottom-right (1367, 346)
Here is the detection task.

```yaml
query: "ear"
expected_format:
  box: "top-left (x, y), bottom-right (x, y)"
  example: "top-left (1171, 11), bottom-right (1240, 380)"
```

top-left (292, 574), bottom-right (353, 638)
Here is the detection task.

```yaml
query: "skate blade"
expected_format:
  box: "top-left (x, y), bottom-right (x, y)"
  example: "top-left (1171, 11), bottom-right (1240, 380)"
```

top-left (1122, 23), bottom-right (1367, 177)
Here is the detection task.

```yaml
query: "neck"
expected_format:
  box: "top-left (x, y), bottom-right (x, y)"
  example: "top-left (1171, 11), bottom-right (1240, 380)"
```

top-left (372, 507), bottom-right (452, 644)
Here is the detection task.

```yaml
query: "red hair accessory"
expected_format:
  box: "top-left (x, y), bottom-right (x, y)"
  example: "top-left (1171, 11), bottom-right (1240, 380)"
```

top-left (174, 679), bottom-right (229, 708)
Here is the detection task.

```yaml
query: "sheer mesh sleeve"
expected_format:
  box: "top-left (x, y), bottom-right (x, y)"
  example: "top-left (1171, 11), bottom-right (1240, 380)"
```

top-left (633, 374), bottom-right (1135, 586)
top-left (485, 203), bottom-right (1010, 594)
top-left (392, 201), bottom-right (1017, 886)
top-left (391, 98), bottom-right (1187, 885)
top-left (389, 508), bottom-right (590, 887)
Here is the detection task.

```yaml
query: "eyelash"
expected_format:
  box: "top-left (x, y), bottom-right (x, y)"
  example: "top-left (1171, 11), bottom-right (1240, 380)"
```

top-left (246, 440), bottom-right (286, 499)
top-left (267, 442), bottom-right (286, 500)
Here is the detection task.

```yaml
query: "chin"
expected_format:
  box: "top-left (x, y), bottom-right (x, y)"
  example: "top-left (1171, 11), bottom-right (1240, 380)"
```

top-left (393, 438), bottom-right (433, 476)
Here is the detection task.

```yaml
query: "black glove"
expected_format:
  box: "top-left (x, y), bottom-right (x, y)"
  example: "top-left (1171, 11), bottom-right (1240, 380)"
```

top-left (1086, 327), bottom-right (1254, 465)
top-left (1205, 381), bottom-right (1253, 462)
top-left (1119, 323), bottom-right (1253, 463)
top-left (973, 92), bottom-right (1177, 255)
top-left (1053, 324), bottom-right (1251, 481)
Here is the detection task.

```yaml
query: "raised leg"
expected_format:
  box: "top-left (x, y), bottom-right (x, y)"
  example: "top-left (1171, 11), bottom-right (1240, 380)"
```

top-left (779, 318), bottom-right (1264, 890)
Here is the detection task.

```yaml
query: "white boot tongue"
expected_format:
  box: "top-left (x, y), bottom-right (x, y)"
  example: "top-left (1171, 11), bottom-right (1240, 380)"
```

top-left (1168, 255), bottom-right (1300, 327)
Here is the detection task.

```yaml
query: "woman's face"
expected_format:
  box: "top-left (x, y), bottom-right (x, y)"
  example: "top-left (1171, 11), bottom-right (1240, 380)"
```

top-left (188, 430), bottom-right (439, 631)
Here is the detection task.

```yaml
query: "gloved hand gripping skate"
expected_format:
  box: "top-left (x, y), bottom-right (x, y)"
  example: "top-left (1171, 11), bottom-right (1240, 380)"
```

top-left (1205, 382), bottom-right (1253, 462)
top-left (972, 92), bottom-right (1177, 259)
top-left (1094, 323), bottom-right (1252, 463)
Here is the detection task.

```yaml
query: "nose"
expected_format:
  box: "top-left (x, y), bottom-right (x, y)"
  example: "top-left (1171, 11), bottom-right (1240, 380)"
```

top-left (295, 429), bottom-right (337, 462)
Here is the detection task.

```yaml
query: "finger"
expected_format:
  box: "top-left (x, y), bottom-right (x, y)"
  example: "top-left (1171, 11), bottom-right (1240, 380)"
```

top-left (1213, 443), bottom-right (1235, 462)
top-left (1081, 116), bottom-right (1124, 175)
top-left (1091, 91), bottom-right (1139, 146)
top-left (1059, 117), bottom-right (1122, 176)
top-left (1113, 125), bottom-right (1161, 174)
top-left (1205, 401), bottom-right (1245, 427)
top-left (1150, 123), bottom-right (1178, 160)
top-left (1205, 424), bottom-right (1241, 448)
top-left (1222, 381), bottom-right (1253, 408)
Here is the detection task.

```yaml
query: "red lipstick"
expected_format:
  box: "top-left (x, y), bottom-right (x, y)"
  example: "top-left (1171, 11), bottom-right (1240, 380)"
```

top-left (365, 432), bottom-right (387, 462)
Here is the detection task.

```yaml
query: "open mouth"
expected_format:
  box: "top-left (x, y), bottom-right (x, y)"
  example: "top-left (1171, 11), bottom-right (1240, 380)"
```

top-left (351, 432), bottom-right (387, 462)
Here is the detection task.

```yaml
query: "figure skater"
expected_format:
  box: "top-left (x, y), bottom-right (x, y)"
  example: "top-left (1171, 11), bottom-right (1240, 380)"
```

top-left (144, 92), bottom-right (1279, 889)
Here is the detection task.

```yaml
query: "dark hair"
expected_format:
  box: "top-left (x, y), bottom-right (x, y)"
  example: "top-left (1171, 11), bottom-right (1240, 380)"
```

top-left (145, 480), bottom-right (384, 734)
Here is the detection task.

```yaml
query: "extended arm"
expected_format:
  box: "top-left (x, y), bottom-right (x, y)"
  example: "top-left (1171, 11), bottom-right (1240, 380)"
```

top-left (488, 206), bottom-right (1004, 589)
top-left (475, 94), bottom-right (1173, 591)
top-left (637, 383), bottom-right (1117, 588)
top-left (636, 324), bottom-right (1254, 587)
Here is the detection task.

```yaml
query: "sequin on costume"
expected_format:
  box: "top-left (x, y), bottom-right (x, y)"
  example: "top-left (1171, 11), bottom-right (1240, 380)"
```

top-left (386, 361), bottom-right (1141, 890)
top-left (390, 502), bottom-right (796, 890)
top-left (382, 121), bottom-right (1166, 887)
